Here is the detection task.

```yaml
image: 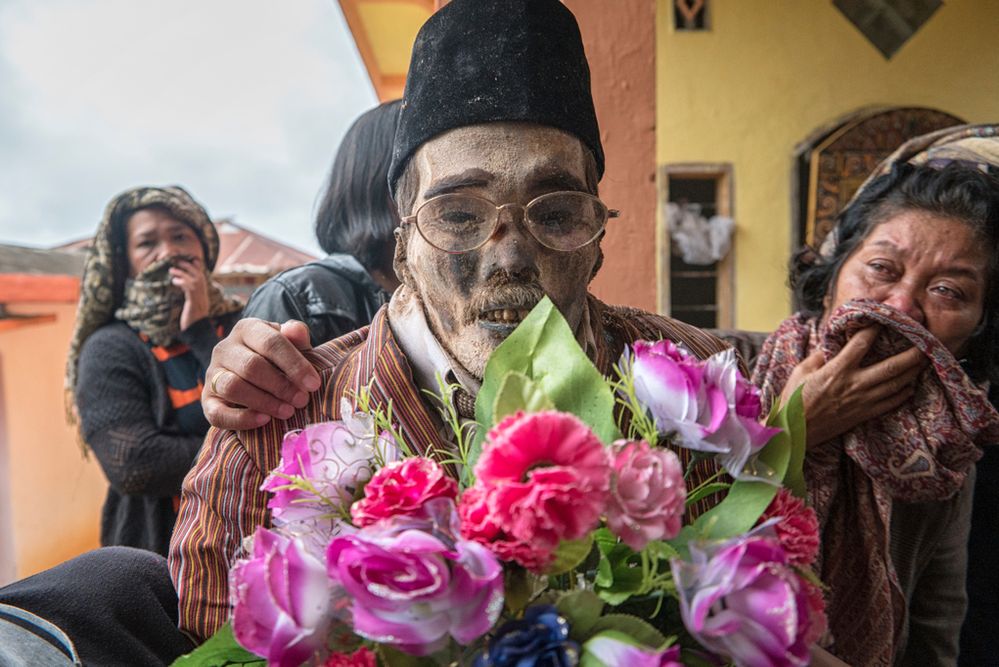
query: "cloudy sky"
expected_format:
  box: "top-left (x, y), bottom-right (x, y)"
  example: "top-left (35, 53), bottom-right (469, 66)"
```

top-left (0, 0), bottom-right (377, 255)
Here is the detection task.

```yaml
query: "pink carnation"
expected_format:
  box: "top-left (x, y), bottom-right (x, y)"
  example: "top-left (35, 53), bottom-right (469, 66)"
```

top-left (606, 440), bottom-right (686, 551)
top-left (460, 411), bottom-right (611, 570)
top-left (321, 646), bottom-right (378, 667)
top-left (457, 485), bottom-right (552, 572)
top-left (758, 488), bottom-right (820, 567)
top-left (351, 457), bottom-right (457, 527)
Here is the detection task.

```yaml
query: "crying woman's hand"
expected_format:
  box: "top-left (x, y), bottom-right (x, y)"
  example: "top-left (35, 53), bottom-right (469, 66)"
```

top-left (171, 256), bottom-right (211, 331)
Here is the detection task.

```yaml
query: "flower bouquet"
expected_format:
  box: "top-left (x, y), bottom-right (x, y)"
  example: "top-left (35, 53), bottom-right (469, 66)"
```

top-left (174, 298), bottom-right (823, 667)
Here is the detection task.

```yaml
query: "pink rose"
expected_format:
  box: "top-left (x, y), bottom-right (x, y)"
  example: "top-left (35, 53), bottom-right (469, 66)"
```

top-left (630, 341), bottom-right (781, 481)
top-left (263, 409), bottom-right (398, 537)
top-left (631, 339), bottom-right (728, 449)
top-left (460, 411), bottom-right (611, 570)
top-left (327, 499), bottom-right (503, 656)
top-left (671, 529), bottom-right (813, 667)
top-left (757, 488), bottom-right (820, 567)
top-left (583, 635), bottom-right (683, 667)
top-left (229, 527), bottom-right (334, 667)
top-left (606, 440), bottom-right (686, 551)
top-left (700, 349), bottom-right (782, 481)
top-left (351, 457), bottom-right (458, 527)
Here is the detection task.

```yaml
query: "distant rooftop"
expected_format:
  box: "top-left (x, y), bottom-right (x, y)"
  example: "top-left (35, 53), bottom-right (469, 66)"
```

top-left (214, 219), bottom-right (316, 276)
top-left (0, 243), bottom-right (86, 276)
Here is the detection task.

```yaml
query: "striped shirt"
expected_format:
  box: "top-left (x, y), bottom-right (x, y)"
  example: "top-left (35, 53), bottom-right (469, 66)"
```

top-left (168, 295), bottom-right (737, 642)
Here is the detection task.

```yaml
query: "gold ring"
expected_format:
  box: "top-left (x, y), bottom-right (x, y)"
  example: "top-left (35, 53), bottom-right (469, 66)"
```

top-left (209, 370), bottom-right (226, 396)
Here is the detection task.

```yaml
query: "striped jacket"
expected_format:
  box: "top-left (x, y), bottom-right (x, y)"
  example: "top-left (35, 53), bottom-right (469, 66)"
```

top-left (168, 296), bottom-right (736, 641)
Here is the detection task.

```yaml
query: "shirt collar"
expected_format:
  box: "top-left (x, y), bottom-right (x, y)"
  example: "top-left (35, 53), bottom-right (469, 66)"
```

top-left (386, 285), bottom-right (480, 400)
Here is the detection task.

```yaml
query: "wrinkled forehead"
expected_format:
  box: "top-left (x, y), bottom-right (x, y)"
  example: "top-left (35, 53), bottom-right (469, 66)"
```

top-left (409, 123), bottom-right (591, 203)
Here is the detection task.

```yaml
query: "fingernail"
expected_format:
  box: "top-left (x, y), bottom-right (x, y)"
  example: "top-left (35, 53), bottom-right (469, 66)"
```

top-left (291, 391), bottom-right (308, 407)
top-left (254, 413), bottom-right (270, 426)
top-left (278, 404), bottom-right (294, 419)
top-left (303, 375), bottom-right (320, 392)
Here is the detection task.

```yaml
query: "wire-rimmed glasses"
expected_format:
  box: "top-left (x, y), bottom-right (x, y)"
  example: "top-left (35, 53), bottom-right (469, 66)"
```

top-left (400, 191), bottom-right (619, 254)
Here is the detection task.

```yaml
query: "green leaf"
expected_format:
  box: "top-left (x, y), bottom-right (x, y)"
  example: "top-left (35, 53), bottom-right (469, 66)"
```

top-left (169, 624), bottom-right (265, 667)
top-left (673, 400), bottom-right (796, 549)
top-left (587, 614), bottom-right (667, 651)
top-left (546, 534), bottom-right (594, 575)
top-left (593, 527), bottom-right (618, 555)
top-left (780, 386), bottom-right (807, 498)
top-left (555, 590), bottom-right (605, 640)
top-left (684, 482), bottom-right (730, 507)
top-left (470, 297), bottom-right (621, 471)
top-left (492, 371), bottom-right (555, 422)
top-left (504, 566), bottom-right (548, 615)
top-left (643, 540), bottom-right (680, 562)
top-left (378, 645), bottom-right (447, 667)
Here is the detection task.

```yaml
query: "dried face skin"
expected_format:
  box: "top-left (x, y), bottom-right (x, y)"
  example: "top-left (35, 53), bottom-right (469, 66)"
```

top-left (396, 123), bottom-right (602, 379)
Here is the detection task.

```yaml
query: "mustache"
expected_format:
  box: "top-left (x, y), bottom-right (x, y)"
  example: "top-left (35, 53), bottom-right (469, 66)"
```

top-left (463, 274), bottom-right (545, 324)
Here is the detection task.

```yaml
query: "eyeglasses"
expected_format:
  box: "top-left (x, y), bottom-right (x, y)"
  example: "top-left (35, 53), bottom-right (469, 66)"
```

top-left (400, 191), bottom-right (619, 254)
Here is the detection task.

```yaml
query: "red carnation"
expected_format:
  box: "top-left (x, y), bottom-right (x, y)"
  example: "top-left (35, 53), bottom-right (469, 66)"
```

top-left (351, 458), bottom-right (457, 527)
top-left (322, 646), bottom-right (377, 667)
top-left (758, 487), bottom-right (820, 567)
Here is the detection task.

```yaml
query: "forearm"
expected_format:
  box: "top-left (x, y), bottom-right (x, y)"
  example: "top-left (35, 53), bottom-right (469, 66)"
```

top-left (169, 427), bottom-right (270, 642)
top-left (87, 424), bottom-right (204, 496)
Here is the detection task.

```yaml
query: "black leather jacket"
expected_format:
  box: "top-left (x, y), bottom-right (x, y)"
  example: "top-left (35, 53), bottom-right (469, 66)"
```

top-left (242, 254), bottom-right (389, 346)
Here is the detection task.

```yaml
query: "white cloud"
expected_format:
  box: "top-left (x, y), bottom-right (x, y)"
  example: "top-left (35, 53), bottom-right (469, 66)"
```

top-left (0, 0), bottom-right (378, 253)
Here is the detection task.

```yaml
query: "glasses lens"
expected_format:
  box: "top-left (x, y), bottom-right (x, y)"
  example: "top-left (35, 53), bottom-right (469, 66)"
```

top-left (526, 192), bottom-right (607, 251)
top-left (415, 195), bottom-right (496, 252)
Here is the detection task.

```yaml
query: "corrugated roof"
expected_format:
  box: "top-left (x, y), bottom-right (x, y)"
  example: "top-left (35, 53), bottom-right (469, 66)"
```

top-left (214, 219), bottom-right (316, 275)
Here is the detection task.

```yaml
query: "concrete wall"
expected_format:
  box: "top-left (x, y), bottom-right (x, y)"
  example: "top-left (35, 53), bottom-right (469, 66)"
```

top-left (0, 302), bottom-right (106, 583)
top-left (568, 0), bottom-right (659, 313)
top-left (657, 0), bottom-right (999, 331)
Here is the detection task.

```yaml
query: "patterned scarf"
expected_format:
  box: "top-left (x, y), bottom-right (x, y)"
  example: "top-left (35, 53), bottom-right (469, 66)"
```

top-left (114, 256), bottom-right (237, 346)
top-left (65, 186), bottom-right (243, 439)
top-left (753, 299), bottom-right (999, 666)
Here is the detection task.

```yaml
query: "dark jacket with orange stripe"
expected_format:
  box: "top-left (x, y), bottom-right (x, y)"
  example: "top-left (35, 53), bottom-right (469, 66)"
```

top-left (76, 313), bottom-right (240, 556)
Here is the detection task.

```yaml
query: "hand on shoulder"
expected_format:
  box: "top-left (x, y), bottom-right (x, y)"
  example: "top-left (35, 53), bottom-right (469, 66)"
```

top-left (201, 318), bottom-right (319, 431)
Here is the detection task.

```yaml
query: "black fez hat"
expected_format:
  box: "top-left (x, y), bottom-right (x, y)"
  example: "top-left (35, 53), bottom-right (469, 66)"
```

top-left (388, 0), bottom-right (604, 195)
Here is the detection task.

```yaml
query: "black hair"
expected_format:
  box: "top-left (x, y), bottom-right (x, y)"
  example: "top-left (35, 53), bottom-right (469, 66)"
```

top-left (314, 100), bottom-right (402, 273)
top-left (790, 162), bottom-right (999, 383)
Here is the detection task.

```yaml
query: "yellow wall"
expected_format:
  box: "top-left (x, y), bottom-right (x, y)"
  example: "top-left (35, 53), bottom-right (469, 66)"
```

top-left (0, 303), bottom-right (106, 583)
top-left (657, 0), bottom-right (999, 331)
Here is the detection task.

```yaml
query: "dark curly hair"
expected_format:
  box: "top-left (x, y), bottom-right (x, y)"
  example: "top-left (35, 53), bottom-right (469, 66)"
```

top-left (790, 162), bottom-right (999, 383)
top-left (314, 100), bottom-right (402, 274)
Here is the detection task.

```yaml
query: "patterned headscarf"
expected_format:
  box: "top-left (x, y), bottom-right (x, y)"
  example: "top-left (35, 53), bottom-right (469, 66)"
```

top-left (65, 186), bottom-right (243, 423)
top-left (821, 123), bottom-right (999, 256)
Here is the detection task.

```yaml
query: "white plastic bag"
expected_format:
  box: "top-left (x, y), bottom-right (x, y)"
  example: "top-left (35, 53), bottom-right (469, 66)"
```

top-left (666, 202), bottom-right (734, 265)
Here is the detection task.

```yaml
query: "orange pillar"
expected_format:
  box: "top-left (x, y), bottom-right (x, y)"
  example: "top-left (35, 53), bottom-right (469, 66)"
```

top-left (565, 0), bottom-right (658, 312)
